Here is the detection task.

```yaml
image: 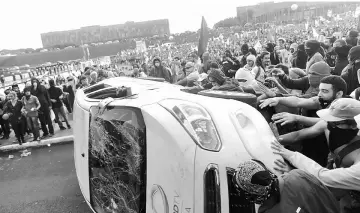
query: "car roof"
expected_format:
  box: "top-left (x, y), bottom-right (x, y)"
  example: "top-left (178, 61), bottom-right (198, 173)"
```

top-left (98, 77), bottom-right (226, 108)
top-left (84, 77), bottom-right (254, 114)
top-left (103, 77), bottom-right (181, 91)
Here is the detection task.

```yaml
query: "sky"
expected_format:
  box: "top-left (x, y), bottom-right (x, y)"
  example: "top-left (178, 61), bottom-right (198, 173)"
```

top-left (0, 0), bottom-right (353, 50)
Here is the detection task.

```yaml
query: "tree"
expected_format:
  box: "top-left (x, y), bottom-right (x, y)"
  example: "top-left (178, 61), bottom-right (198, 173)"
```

top-left (213, 17), bottom-right (240, 29)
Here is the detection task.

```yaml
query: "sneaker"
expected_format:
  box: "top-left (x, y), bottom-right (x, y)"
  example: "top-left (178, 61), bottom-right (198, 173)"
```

top-left (60, 126), bottom-right (66, 130)
top-left (49, 133), bottom-right (54, 137)
top-left (1, 135), bottom-right (9, 140)
top-left (41, 134), bottom-right (49, 139)
top-left (67, 125), bottom-right (71, 129)
top-left (32, 138), bottom-right (40, 142)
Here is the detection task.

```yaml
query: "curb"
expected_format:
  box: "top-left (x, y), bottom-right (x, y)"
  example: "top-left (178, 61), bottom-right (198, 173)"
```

top-left (0, 135), bottom-right (74, 152)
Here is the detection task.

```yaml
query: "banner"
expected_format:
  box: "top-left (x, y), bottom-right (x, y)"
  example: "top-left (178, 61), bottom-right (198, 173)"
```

top-left (136, 41), bottom-right (147, 52)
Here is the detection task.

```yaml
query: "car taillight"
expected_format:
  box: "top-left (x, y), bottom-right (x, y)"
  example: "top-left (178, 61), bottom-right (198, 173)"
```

top-left (159, 99), bottom-right (221, 151)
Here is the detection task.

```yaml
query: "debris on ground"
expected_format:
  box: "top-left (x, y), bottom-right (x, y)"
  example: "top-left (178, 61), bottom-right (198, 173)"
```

top-left (8, 155), bottom-right (14, 159)
top-left (20, 149), bottom-right (31, 157)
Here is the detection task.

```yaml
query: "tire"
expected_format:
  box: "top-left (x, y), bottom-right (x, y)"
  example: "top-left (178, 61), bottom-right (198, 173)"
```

top-left (198, 90), bottom-right (257, 107)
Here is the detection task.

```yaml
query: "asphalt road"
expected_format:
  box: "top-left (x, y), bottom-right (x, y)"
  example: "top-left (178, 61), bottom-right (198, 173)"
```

top-left (0, 143), bottom-right (93, 213)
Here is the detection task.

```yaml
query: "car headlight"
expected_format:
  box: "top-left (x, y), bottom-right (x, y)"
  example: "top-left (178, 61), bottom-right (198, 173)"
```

top-left (159, 99), bottom-right (221, 151)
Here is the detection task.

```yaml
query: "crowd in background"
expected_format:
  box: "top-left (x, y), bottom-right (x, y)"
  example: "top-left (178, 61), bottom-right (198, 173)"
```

top-left (72, 10), bottom-right (360, 213)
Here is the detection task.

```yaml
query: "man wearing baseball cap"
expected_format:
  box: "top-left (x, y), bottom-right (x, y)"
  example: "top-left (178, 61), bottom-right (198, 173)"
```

top-left (272, 98), bottom-right (360, 212)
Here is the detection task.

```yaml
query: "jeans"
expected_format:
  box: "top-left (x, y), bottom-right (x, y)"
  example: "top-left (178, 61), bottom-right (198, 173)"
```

top-left (26, 116), bottom-right (40, 139)
top-left (0, 117), bottom-right (10, 137)
top-left (10, 119), bottom-right (25, 142)
top-left (38, 107), bottom-right (54, 135)
top-left (53, 106), bottom-right (70, 127)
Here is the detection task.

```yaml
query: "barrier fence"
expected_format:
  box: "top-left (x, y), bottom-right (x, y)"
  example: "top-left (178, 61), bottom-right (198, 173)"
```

top-left (0, 69), bottom-right (74, 91)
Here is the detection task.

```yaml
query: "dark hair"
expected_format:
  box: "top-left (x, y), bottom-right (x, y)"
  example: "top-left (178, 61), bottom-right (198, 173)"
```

top-left (320, 75), bottom-right (347, 95)
top-left (253, 51), bottom-right (270, 79)
top-left (255, 51), bottom-right (270, 68)
top-left (275, 64), bottom-right (289, 75)
top-left (49, 79), bottom-right (55, 86)
top-left (23, 86), bottom-right (31, 93)
top-left (210, 62), bottom-right (219, 69)
top-left (248, 48), bottom-right (257, 56)
top-left (327, 36), bottom-right (336, 44)
top-left (335, 45), bottom-right (351, 59)
top-left (4, 89), bottom-right (11, 95)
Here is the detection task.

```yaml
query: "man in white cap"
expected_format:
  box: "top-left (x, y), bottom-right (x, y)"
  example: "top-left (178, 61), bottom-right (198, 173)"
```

top-left (272, 98), bottom-right (360, 212)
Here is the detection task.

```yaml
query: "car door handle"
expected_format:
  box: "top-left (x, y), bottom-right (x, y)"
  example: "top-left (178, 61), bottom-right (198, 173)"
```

top-left (81, 153), bottom-right (85, 157)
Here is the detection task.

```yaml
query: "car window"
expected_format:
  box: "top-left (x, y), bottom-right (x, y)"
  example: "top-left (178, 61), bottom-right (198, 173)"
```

top-left (89, 106), bottom-right (146, 213)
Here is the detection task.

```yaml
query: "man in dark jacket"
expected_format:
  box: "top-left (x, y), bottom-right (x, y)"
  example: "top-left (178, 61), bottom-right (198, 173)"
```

top-left (48, 79), bottom-right (71, 130)
top-left (221, 50), bottom-right (241, 78)
top-left (31, 78), bottom-right (54, 138)
top-left (0, 90), bottom-right (11, 140)
top-left (341, 46), bottom-right (360, 95)
top-left (265, 43), bottom-right (280, 66)
top-left (346, 30), bottom-right (358, 47)
top-left (200, 52), bottom-right (211, 74)
top-left (240, 44), bottom-right (251, 67)
top-left (149, 57), bottom-right (171, 82)
top-left (324, 36), bottom-right (337, 67)
top-left (332, 45), bottom-right (350, 76)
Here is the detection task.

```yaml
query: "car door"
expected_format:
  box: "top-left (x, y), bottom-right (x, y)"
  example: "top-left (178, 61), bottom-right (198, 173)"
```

top-left (88, 105), bottom-right (146, 213)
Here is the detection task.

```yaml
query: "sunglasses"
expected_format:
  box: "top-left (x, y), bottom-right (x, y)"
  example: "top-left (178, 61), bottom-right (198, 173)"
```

top-left (185, 67), bottom-right (193, 70)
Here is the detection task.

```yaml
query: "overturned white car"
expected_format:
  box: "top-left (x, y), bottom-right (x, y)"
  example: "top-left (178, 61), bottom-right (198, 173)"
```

top-left (73, 77), bottom-right (281, 213)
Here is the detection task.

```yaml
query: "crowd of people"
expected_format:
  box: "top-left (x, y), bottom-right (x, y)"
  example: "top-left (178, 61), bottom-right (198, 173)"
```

top-left (72, 30), bottom-right (360, 212)
top-left (0, 75), bottom-right (77, 145)
top-left (0, 6), bottom-right (359, 213)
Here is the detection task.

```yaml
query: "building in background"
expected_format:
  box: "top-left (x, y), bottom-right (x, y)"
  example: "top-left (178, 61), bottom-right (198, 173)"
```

top-left (237, 1), bottom-right (358, 24)
top-left (41, 19), bottom-right (170, 48)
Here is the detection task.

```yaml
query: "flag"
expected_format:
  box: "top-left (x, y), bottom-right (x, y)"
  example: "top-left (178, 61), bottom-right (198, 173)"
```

top-left (312, 27), bottom-right (319, 40)
top-left (81, 40), bottom-right (86, 61)
top-left (267, 30), bottom-right (275, 42)
top-left (198, 16), bottom-right (209, 57)
top-left (86, 47), bottom-right (90, 60)
top-left (168, 52), bottom-right (172, 61)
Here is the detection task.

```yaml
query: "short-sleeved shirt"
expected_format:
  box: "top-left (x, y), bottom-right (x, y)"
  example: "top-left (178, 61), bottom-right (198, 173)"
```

top-left (22, 95), bottom-right (40, 117)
